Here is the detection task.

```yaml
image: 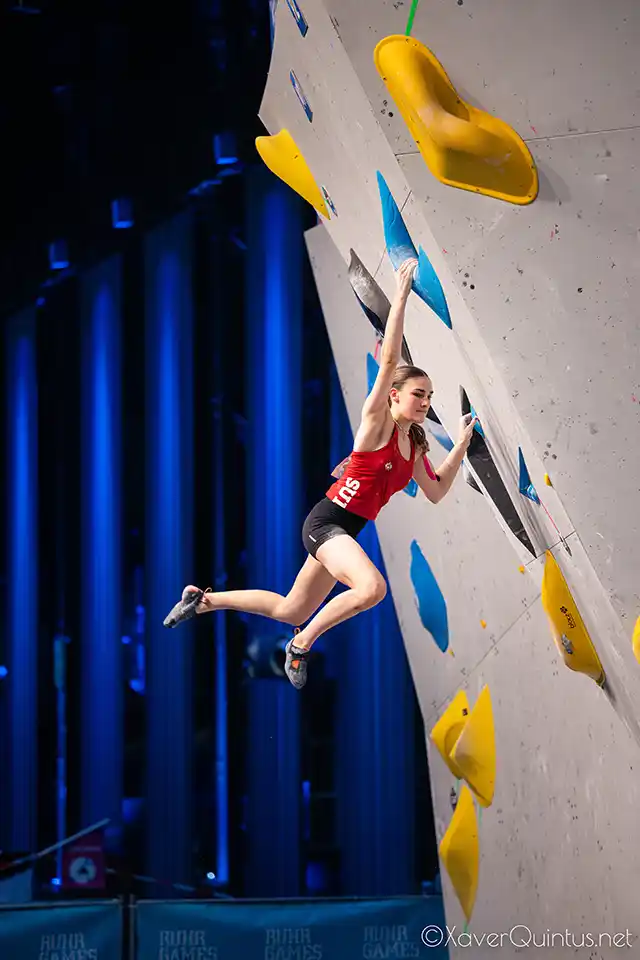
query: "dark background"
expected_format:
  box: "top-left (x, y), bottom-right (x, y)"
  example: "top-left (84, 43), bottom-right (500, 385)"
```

top-left (0, 0), bottom-right (437, 898)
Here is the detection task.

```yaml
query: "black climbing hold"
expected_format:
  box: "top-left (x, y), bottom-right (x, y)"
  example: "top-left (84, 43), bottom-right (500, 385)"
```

top-left (348, 249), bottom-right (413, 365)
top-left (460, 386), bottom-right (536, 556)
top-left (465, 469), bottom-right (483, 495)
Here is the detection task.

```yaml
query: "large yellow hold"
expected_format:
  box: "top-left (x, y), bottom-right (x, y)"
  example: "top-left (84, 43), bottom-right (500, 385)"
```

top-left (430, 690), bottom-right (470, 781)
top-left (632, 616), bottom-right (640, 664)
top-left (374, 35), bottom-right (538, 205)
top-left (430, 686), bottom-right (496, 808)
top-left (541, 551), bottom-right (605, 686)
top-left (439, 785), bottom-right (480, 923)
top-left (255, 129), bottom-right (329, 218)
top-left (451, 686), bottom-right (496, 808)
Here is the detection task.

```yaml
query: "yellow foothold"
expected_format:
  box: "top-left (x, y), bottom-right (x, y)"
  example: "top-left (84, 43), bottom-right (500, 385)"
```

top-left (439, 785), bottom-right (480, 923)
top-left (430, 690), bottom-right (470, 780)
top-left (541, 551), bottom-right (605, 686)
top-left (480, 619), bottom-right (487, 629)
top-left (255, 129), bottom-right (329, 218)
top-left (544, 473), bottom-right (552, 487)
top-left (518, 565), bottom-right (526, 574)
top-left (450, 685), bottom-right (496, 808)
top-left (448, 648), bottom-right (456, 658)
top-left (373, 35), bottom-right (538, 205)
top-left (632, 617), bottom-right (640, 665)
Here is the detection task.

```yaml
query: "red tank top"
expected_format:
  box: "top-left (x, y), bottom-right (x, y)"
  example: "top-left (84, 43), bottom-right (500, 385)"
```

top-left (325, 425), bottom-right (416, 521)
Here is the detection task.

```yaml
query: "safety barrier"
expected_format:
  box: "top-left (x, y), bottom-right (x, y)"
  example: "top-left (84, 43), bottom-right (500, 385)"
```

top-left (0, 894), bottom-right (448, 959)
top-left (0, 899), bottom-right (123, 958)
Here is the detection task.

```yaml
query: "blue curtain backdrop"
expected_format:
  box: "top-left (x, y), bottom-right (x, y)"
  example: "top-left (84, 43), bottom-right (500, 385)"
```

top-left (210, 235), bottom-right (230, 888)
top-left (80, 255), bottom-right (124, 832)
top-left (329, 365), bottom-right (416, 895)
top-left (244, 166), bottom-right (303, 896)
top-left (144, 210), bottom-right (195, 886)
top-left (3, 306), bottom-right (39, 853)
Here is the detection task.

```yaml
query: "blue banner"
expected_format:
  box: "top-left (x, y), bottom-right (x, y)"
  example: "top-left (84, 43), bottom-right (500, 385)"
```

top-left (0, 900), bottom-right (122, 959)
top-left (136, 896), bottom-right (448, 960)
top-left (0, 868), bottom-right (33, 904)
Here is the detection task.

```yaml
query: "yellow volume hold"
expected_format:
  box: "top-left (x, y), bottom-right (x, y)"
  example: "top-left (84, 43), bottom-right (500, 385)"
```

top-left (255, 129), bottom-right (329, 219)
top-left (451, 685), bottom-right (496, 808)
top-left (373, 35), bottom-right (538, 205)
top-left (430, 690), bottom-right (470, 780)
top-left (632, 616), bottom-right (640, 665)
top-left (439, 785), bottom-right (480, 923)
top-left (541, 551), bottom-right (605, 686)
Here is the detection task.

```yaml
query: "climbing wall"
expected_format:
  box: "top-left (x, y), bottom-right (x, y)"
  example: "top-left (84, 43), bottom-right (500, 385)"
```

top-left (259, 0), bottom-right (640, 953)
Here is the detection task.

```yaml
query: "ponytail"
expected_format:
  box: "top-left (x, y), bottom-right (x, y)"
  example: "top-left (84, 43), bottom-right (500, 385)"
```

top-left (411, 423), bottom-right (440, 481)
top-left (409, 422), bottom-right (429, 457)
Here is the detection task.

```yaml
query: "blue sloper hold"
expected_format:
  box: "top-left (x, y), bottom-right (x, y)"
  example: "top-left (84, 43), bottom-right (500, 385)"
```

top-left (410, 539), bottom-right (449, 652)
top-left (376, 171), bottom-right (452, 328)
top-left (470, 404), bottom-right (485, 438)
top-left (377, 170), bottom-right (416, 265)
top-left (404, 478), bottom-right (418, 497)
top-left (416, 246), bottom-right (452, 328)
top-left (518, 448), bottom-right (540, 504)
top-left (460, 387), bottom-right (484, 439)
top-left (367, 352), bottom-right (379, 395)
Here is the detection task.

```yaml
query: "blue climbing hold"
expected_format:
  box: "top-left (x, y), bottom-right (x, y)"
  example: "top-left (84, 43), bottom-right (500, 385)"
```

top-left (366, 352), bottom-right (379, 394)
top-left (377, 170), bottom-right (416, 266)
top-left (404, 478), bottom-right (418, 497)
top-left (416, 245), bottom-right (451, 328)
top-left (518, 448), bottom-right (540, 504)
top-left (410, 539), bottom-right (449, 652)
top-left (470, 404), bottom-right (485, 438)
top-left (376, 171), bottom-right (452, 328)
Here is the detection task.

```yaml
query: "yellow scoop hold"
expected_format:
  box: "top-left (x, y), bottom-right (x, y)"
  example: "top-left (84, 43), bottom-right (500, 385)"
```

top-left (541, 551), bottom-right (605, 686)
top-left (374, 35), bottom-right (538, 205)
top-left (431, 686), bottom-right (496, 808)
top-left (255, 129), bottom-right (329, 219)
top-left (451, 685), bottom-right (496, 808)
top-left (439, 785), bottom-right (480, 923)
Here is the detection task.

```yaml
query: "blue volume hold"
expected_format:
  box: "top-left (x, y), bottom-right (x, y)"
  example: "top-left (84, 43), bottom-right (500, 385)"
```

top-left (366, 352), bottom-right (379, 395)
top-left (518, 448), bottom-right (540, 504)
top-left (377, 170), bottom-right (416, 266)
top-left (404, 478), bottom-right (418, 498)
top-left (417, 246), bottom-right (451, 328)
top-left (410, 539), bottom-right (449, 653)
top-left (376, 171), bottom-right (452, 328)
top-left (470, 404), bottom-right (485, 437)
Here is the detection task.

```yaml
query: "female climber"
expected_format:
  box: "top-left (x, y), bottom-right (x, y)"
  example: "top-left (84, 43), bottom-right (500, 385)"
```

top-left (164, 258), bottom-right (477, 689)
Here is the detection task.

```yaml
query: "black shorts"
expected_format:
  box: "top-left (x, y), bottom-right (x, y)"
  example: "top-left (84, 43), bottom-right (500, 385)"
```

top-left (302, 497), bottom-right (369, 560)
